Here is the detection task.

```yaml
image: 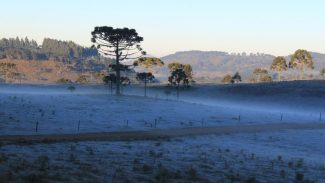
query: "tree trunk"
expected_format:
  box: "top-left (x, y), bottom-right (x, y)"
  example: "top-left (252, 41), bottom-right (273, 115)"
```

top-left (278, 71), bottom-right (281, 81)
top-left (115, 44), bottom-right (121, 95)
top-left (177, 82), bottom-right (180, 100)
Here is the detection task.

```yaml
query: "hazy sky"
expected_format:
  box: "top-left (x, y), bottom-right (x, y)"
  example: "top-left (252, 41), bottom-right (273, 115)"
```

top-left (1, 0), bottom-right (325, 56)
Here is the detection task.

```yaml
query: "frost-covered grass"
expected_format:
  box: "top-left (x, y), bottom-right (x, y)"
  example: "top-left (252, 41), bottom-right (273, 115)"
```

top-left (0, 83), bottom-right (323, 135)
top-left (1, 130), bottom-right (325, 182)
top-left (1, 82), bottom-right (325, 182)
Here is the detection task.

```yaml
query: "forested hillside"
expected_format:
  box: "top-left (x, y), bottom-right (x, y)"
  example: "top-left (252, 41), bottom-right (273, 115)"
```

top-left (0, 37), bottom-right (99, 61)
top-left (0, 37), bottom-right (115, 83)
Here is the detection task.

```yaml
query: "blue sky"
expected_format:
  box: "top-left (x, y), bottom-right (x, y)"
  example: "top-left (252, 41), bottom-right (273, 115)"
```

top-left (1, 0), bottom-right (325, 56)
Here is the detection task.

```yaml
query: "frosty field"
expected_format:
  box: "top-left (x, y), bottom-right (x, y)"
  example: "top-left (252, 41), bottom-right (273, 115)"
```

top-left (1, 81), bottom-right (325, 182)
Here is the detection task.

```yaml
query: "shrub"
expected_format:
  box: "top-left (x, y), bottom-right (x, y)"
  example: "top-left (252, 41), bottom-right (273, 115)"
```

top-left (222, 74), bottom-right (233, 84)
top-left (246, 177), bottom-right (257, 183)
top-left (142, 164), bottom-right (152, 172)
top-left (34, 155), bottom-right (49, 171)
top-left (56, 78), bottom-right (72, 84)
top-left (0, 153), bottom-right (8, 164)
top-left (75, 75), bottom-right (88, 84)
top-left (280, 169), bottom-right (286, 179)
top-left (67, 85), bottom-right (76, 92)
top-left (187, 167), bottom-right (197, 180)
top-left (295, 172), bottom-right (304, 181)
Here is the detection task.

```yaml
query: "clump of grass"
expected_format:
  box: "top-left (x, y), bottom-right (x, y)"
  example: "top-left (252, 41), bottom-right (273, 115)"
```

top-left (142, 164), bottom-right (152, 172)
top-left (85, 146), bottom-right (94, 155)
top-left (155, 142), bottom-right (161, 147)
top-left (251, 153), bottom-right (255, 159)
top-left (295, 172), bottom-right (304, 181)
top-left (155, 165), bottom-right (171, 183)
top-left (34, 155), bottom-right (50, 171)
top-left (22, 172), bottom-right (48, 183)
top-left (280, 169), bottom-right (286, 179)
top-left (296, 158), bottom-right (304, 168)
top-left (246, 177), bottom-right (257, 183)
top-left (0, 171), bottom-right (14, 182)
top-left (69, 153), bottom-right (76, 162)
top-left (67, 85), bottom-right (76, 92)
top-left (187, 167), bottom-right (197, 180)
top-left (0, 153), bottom-right (8, 163)
top-left (69, 144), bottom-right (76, 151)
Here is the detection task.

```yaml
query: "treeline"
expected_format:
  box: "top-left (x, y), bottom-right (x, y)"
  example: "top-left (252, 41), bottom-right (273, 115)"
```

top-left (0, 37), bottom-right (47, 60)
top-left (0, 37), bottom-right (98, 61)
top-left (42, 38), bottom-right (98, 60)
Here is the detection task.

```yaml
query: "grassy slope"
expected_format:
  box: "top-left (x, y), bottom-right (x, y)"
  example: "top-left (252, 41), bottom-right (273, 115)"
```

top-left (0, 59), bottom-right (91, 83)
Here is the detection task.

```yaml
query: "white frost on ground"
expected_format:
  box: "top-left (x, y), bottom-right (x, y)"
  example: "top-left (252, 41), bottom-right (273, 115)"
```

top-left (1, 83), bottom-right (325, 182)
top-left (1, 129), bottom-right (325, 182)
top-left (0, 84), bottom-right (323, 135)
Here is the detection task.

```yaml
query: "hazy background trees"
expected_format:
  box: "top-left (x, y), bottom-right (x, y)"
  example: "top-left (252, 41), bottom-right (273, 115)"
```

top-left (271, 56), bottom-right (287, 81)
top-left (289, 49), bottom-right (314, 80)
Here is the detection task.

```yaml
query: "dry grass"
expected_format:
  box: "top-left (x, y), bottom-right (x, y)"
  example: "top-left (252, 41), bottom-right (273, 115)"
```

top-left (0, 59), bottom-right (102, 84)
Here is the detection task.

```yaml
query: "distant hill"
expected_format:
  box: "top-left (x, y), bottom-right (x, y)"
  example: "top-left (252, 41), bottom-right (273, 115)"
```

top-left (160, 50), bottom-right (325, 82)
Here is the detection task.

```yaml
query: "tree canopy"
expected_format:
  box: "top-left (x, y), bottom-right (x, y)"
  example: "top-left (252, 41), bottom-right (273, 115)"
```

top-left (167, 62), bottom-right (194, 86)
top-left (133, 57), bottom-right (164, 69)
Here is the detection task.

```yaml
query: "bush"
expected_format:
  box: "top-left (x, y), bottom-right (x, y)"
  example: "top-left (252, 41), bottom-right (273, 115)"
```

top-left (75, 75), bottom-right (88, 84)
top-left (246, 177), bottom-right (257, 183)
top-left (222, 74), bottom-right (233, 84)
top-left (34, 155), bottom-right (49, 171)
top-left (187, 167), bottom-right (197, 180)
top-left (295, 172), bottom-right (304, 181)
top-left (67, 85), bottom-right (76, 92)
top-left (56, 78), bottom-right (72, 84)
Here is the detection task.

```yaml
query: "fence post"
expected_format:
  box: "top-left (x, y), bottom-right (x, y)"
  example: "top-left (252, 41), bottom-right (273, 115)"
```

top-left (281, 114), bottom-right (283, 121)
top-left (78, 120), bottom-right (80, 132)
top-left (35, 121), bottom-right (38, 132)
